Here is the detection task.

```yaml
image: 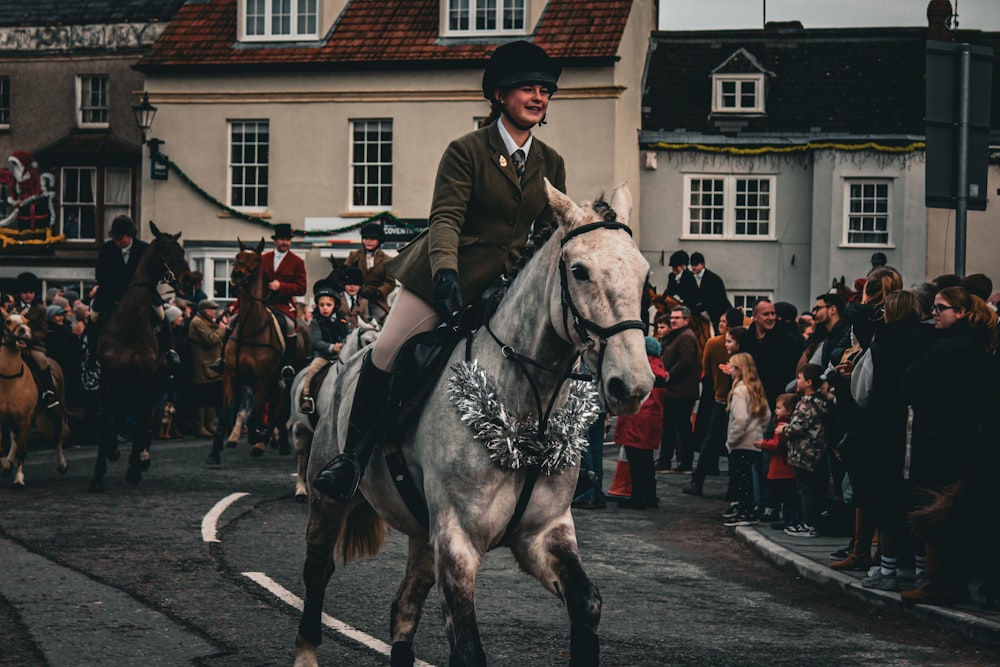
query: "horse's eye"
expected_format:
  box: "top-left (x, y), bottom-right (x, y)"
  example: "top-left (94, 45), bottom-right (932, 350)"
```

top-left (571, 264), bottom-right (590, 282)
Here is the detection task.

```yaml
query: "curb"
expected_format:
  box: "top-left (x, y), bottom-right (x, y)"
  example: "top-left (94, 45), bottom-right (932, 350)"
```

top-left (734, 526), bottom-right (1000, 646)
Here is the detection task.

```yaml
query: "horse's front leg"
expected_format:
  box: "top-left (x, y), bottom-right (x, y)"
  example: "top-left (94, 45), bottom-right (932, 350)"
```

top-left (511, 518), bottom-right (601, 667)
top-left (125, 393), bottom-right (156, 484)
top-left (435, 521), bottom-right (487, 667)
top-left (390, 537), bottom-right (436, 667)
top-left (10, 419), bottom-right (31, 487)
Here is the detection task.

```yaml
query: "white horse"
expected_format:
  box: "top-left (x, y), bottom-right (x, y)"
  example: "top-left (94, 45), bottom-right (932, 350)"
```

top-left (295, 181), bottom-right (653, 667)
top-left (290, 318), bottom-right (381, 502)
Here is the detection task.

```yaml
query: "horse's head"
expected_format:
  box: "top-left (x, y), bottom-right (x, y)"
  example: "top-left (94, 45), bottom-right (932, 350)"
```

top-left (231, 238), bottom-right (266, 291)
top-left (2, 311), bottom-right (32, 350)
top-left (149, 221), bottom-right (192, 288)
top-left (545, 180), bottom-right (653, 415)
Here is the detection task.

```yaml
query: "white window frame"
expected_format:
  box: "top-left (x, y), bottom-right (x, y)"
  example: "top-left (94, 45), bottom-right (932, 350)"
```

top-left (187, 249), bottom-right (238, 303)
top-left (711, 73), bottom-right (764, 113)
top-left (240, 0), bottom-right (319, 42)
top-left (444, 0), bottom-right (526, 36)
top-left (76, 74), bottom-right (109, 128)
top-left (60, 167), bottom-right (98, 242)
top-left (682, 174), bottom-right (776, 240)
top-left (730, 292), bottom-right (774, 320)
top-left (0, 76), bottom-right (9, 128)
top-left (843, 178), bottom-right (892, 247)
top-left (350, 119), bottom-right (393, 212)
top-left (228, 120), bottom-right (269, 213)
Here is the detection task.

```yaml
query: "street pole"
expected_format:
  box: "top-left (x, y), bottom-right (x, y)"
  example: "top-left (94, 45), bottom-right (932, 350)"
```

top-left (954, 44), bottom-right (971, 277)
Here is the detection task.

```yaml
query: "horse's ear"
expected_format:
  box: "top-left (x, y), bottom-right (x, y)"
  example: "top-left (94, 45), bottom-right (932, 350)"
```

top-left (608, 182), bottom-right (632, 227)
top-left (544, 178), bottom-right (584, 230)
top-left (150, 221), bottom-right (162, 238)
top-left (256, 238), bottom-right (266, 255)
top-left (238, 238), bottom-right (246, 252)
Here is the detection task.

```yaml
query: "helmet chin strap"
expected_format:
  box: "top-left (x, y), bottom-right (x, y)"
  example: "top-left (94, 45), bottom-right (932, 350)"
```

top-left (499, 105), bottom-right (536, 132)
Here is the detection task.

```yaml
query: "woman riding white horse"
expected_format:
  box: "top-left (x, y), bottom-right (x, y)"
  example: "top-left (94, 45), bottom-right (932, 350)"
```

top-left (313, 40), bottom-right (567, 502)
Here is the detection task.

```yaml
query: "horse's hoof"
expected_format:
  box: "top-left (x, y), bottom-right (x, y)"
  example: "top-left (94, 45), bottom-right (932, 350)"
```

top-left (125, 466), bottom-right (142, 485)
top-left (11, 481), bottom-right (25, 490)
top-left (138, 457), bottom-right (151, 472)
top-left (57, 463), bottom-right (69, 475)
top-left (206, 452), bottom-right (221, 465)
top-left (390, 641), bottom-right (415, 667)
top-left (250, 445), bottom-right (266, 458)
top-left (226, 440), bottom-right (238, 449)
top-left (107, 447), bottom-right (121, 462)
top-left (87, 479), bottom-right (105, 493)
top-left (295, 493), bottom-right (307, 504)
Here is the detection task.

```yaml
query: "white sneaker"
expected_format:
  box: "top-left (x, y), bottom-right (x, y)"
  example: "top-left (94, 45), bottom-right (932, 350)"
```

top-left (783, 523), bottom-right (817, 537)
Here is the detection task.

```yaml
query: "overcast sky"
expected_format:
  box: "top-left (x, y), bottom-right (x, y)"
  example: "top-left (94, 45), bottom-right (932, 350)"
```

top-left (659, 0), bottom-right (1000, 31)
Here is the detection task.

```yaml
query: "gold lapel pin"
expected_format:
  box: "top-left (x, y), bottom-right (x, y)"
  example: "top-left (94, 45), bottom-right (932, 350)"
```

top-left (499, 155), bottom-right (507, 168)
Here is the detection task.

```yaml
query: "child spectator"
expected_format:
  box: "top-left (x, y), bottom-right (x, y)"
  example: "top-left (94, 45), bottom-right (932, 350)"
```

top-left (754, 393), bottom-right (800, 529)
top-left (722, 353), bottom-right (770, 526)
top-left (615, 336), bottom-right (667, 510)
top-left (782, 363), bottom-right (831, 537)
top-left (299, 283), bottom-right (350, 414)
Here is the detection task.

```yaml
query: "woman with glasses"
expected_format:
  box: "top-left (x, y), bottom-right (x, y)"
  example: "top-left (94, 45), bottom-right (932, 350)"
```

top-left (900, 286), bottom-right (997, 604)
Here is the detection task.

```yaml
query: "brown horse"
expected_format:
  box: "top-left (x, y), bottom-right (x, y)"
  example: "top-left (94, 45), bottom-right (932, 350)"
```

top-left (208, 239), bottom-right (309, 462)
top-left (0, 310), bottom-right (69, 487)
top-left (88, 222), bottom-right (191, 493)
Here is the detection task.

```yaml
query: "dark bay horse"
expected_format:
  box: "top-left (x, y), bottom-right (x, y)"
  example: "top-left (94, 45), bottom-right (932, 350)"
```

top-left (88, 223), bottom-right (190, 493)
top-left (208, 239), bottom-right (309, 462)
top-left (295, 182), bottom-right (653, 666)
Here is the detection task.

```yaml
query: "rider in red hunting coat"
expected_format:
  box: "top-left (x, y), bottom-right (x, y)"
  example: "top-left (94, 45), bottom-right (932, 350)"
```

top-left (260, 223), bottom-right (307, 379)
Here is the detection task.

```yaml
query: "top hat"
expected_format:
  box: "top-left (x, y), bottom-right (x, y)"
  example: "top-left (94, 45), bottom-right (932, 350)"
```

top-left (271, 223), bottom-right (294, 239)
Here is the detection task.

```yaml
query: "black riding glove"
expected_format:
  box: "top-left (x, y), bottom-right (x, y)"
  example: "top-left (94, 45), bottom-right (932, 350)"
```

top-left (433, 269), bottom-right (463, 320)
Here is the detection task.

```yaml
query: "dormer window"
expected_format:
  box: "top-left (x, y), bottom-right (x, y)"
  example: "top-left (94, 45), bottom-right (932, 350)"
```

top-left (713, 74), bottom-right (764, 113)
top-left (242, 0), bottom-right (318, 42)
top-left (710, 48), bottom-right (771, 115)
top-left (446, 0), bottom-right (525, 35)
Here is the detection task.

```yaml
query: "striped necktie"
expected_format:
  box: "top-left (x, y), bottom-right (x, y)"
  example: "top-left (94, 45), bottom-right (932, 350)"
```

top-left (512, 149), bottom-right (525, 180)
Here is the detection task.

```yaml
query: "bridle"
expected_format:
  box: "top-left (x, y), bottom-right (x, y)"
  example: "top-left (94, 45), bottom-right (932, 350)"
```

top-left (0, 317), bottom-right (28, 379)
top-left (483, 219), bottom-right (645, 437)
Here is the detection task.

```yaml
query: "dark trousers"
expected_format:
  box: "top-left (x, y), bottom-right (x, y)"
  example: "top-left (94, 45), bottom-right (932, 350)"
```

top-left (624, 446), bottom-right (656, 505)
top-left (690, 401), bottom-right (728, 488)
top-left (729, 449), bottom-right (760, 515)
top-left (575, 412), bottom-right (607, 502)
top-left (793, 465), bottom-right (828, 528)
top-left (657, 397), bottom-right (697, 469)
top-left (768, 477), bottom-right (800, 524)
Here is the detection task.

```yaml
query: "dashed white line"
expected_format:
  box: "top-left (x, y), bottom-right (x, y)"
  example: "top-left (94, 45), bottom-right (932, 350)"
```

top-left (201, 492), bottom-right (250, 543)
top-left (243, 571), bottom-right (437, 667)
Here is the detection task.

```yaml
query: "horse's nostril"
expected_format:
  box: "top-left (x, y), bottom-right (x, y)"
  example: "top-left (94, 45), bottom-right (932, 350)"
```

top-left (606, 376), bottom-right (627, 402)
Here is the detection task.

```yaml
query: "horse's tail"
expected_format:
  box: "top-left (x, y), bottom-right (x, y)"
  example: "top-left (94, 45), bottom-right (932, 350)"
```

top-left (338, 499), bottom-right (388, 564)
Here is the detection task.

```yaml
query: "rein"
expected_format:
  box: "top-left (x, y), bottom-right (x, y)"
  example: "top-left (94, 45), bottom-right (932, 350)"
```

top-left (0, 334), bottom-right (27, 379)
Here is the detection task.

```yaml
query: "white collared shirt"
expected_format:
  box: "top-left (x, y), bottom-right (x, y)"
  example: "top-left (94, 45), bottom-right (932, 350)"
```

top-left (273, 249), bottom-right (287, 270)
top-left (121, 240), bottom-right (133, 264)
top-left (693, 267), bottom-right (705, 287)
top-left (497, 118), bottom-right (533, 164)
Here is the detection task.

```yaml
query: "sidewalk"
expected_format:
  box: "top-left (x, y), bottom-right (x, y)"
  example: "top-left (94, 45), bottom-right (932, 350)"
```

top-left (644, 456), bottom-right (1000, 647)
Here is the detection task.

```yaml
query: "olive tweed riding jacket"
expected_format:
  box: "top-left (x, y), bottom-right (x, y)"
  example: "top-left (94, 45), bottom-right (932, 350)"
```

top-left (385, 122), bottom-right (567, 305)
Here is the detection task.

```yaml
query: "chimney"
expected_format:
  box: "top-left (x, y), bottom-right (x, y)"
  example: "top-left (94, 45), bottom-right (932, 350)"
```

top-left (927, 0), bottom-right (954, 41)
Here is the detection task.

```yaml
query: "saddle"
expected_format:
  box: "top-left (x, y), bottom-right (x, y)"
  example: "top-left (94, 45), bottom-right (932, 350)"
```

top-left (305, 362), bottom-right (335, 428)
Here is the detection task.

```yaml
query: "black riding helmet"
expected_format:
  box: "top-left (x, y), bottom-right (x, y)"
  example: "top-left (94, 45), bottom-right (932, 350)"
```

top-left (481, 40), bottom-right (561, 101)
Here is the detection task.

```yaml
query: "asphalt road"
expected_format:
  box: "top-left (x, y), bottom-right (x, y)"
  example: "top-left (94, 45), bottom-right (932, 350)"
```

top-left (1, 437), bottom-right (998, 666)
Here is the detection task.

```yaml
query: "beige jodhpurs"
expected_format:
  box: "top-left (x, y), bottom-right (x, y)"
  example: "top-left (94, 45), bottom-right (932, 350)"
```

top-left (370, 286), bottom-right (440, 372)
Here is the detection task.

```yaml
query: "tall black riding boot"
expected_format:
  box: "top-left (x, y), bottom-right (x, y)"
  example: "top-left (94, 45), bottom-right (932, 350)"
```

top-left (23, 351), bottom-right (59, 409)
top-left (281, 332), bottom-right (298, 381)
top-left (312, 352), bottom-right (391, 503)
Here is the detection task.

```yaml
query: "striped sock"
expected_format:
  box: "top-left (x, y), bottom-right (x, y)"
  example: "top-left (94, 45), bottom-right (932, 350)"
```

top-left (914, 554), bottom-right (926, 577)
top-left (880, 555), bottom-right (897, 577)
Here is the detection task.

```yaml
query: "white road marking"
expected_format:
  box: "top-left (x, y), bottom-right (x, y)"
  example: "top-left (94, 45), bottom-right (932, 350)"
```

top-left (243, 572), bottom-right (437, 667)
top-left (201, 492), bottom-right (250, 543)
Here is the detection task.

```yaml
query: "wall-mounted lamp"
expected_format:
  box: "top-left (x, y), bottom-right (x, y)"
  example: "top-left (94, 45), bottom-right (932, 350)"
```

top-left (132, 92), bottom-right (168, 181)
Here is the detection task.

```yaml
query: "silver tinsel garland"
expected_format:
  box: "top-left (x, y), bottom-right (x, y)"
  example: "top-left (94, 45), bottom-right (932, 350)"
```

top-left (448, 360), bottom-right (600, 475)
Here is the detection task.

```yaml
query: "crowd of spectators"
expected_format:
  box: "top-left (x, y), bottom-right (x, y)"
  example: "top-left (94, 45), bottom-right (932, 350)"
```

top-left (589, 250), bottom-right (999, 607)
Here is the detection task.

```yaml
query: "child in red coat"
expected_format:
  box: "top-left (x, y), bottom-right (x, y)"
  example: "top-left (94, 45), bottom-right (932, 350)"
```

top-left (754, 393), bottom-right (800, 529)
top-left (615, 336), bottom-right (667, 509)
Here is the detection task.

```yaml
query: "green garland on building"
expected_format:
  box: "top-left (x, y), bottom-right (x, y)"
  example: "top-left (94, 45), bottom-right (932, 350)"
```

top-left (162, 154), bottom-right (423, 237)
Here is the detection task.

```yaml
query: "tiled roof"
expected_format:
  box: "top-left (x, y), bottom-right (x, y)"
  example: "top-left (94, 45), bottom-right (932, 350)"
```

top-left (0, 0), bottom-right (188, 27)
top-left (643, 27), bottom-right (1000, 139)
top-left (139, 0), bottom-right (633, 70)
